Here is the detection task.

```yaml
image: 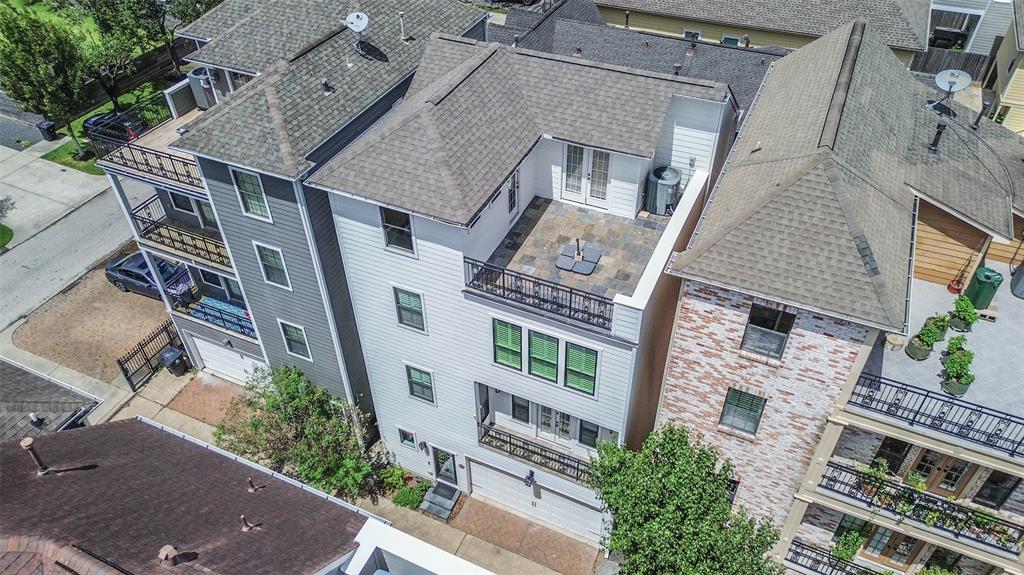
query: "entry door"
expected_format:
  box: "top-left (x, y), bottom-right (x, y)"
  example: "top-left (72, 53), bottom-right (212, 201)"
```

top-left (562, 144), bottom-right (610, 208)
top-left (538, 406), bottom-right (573, 447)
top-left (912, 449), bottom-right (975, 497)
top-left (432, 447), bottom-right (458, 486)
top-left (861, 527), bottom-right (922, 569)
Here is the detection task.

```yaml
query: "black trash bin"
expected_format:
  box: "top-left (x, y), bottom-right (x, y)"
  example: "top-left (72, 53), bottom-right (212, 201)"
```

top-left (36, 120), bottom-right (59, 142)
top-left (159, 346), bottom-right (188, 377)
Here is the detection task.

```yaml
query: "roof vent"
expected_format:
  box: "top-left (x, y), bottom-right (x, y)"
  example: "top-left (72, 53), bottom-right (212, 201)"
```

top-left (247, 477), bottom-right (265, 493)
top-left (971, 100), bottom-right (991, 130)
top-left (321, 78), bottom-right (334, 94)
top-left (158, 545), bottom-right (182, 566)
top-left (20, 437), bottom-right (50, 476)
top-left (644, 40), bottom-right (650, 49)
top-left (240, 514), bottom-right (263, 532)
top-left (673, 64), bottom-right (681, 76)
top-left (29, 412), bottom-right (44, 429)
top-left (742, 34), bottom-right (750, 48)
top-left (398, 11), bottom-right (409, 43)
top-left (623, 10), bottom-right (630, 28)
top-left (512, 34), bottom-right (519, 48)
top-left (929, 120), bottom-right (948, 153)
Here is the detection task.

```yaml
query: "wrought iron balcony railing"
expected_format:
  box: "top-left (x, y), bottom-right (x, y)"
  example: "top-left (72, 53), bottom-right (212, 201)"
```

top-left (464, 258), bottom-right (613, 329)
top-left (478, 423), bottom-right (591, 484)
top-left (819, 462), bottom-right (1024, 554)
top-left (171, 286), bottom-right (256, 339)
top-left (86, 92), bottom-right (173, 140)
top-left (94, 136), bottom-right (204, 190)
top-left (850, 373), bottom-right (1024, 458)
top-left (131, 195), bottom-right (230, 268)
top-left (784, 540), bottom-right (882, 575)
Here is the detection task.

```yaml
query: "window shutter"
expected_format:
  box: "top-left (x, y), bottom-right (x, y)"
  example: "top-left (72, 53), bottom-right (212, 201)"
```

top-left (529, 332), bottom-right (558, 381)
top-left (565, 343), bottom-right (597, 394)
top-left (493, 320), bottom-right (522, 369)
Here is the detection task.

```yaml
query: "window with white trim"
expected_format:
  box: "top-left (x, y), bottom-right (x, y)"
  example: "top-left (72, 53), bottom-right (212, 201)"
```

top-left (528, 331), bottom-right (559, 382)
top-left (232, 169), bottom-right (270, 220)
top-left (564, 342), bottom-right (598, 395)
top-left (511, 395), bottom-right (530, 423)
top-left (399, 428), bottom-right (416, 448)
top-left (493, 319), bottom-right (522, 370)
top-left (721, 35), bottom-right (741, 46)
top-left (169, 191), bottom-right (195, 213)
top-left (279, 321), bottom-right (311, 359)
top-left (255, 243), bottom-right (290, 288)
top-left (683, 29), bottom-right (701, 41)
top-left (381, 207), bottom-right (414, 252)
top-left (394, 288), bottom-right (424, 331)
top-left (508, 171), bottom-right (519, 213)
top-left (406, 366), bottom-right (434, 403)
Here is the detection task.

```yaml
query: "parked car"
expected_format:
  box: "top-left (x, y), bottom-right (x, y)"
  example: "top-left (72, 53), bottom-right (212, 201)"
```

top-left (83, 111), bottom-right (144, 141)
top-left (105, 252), bottom-right (188, 300)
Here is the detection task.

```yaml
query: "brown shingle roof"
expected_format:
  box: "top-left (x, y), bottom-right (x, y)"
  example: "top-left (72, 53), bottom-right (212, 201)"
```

top-left (0, 419), bottom-right (367, 575)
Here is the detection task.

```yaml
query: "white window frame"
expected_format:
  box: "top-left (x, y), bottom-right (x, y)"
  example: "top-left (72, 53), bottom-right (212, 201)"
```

top-left (231, 166), bottom-right (273, 223)
top-left (199, 269), bottom-right (224, 287)
top-left (393, 284), bottom-right (427, 334)
top-left (720, 34), bottom-right (742, 46)
top-left (379, 206), bottom-right (417, 257)
top-left (277, 319), bottom-right (312, 361)
top-left (683, 29), bottom-right (702, 41)
top-left (168, 190), bottom-right (196, 214)
top-left (507, 171), bottom-right (519, 216)
top-left (405, 363), bottom-right (437, 405)
top-left (252, 241), bottom-right (292, 291)
top-left (397, 427), bottom-right (418, 450)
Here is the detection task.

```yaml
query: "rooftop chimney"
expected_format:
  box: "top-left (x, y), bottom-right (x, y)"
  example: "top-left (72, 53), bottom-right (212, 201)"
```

top-left (20, 437), bottom-right (49, 476)
top-left (623, 10), bottom-right (630, 29)
top-left (742, 34), bottom-right (750, 48)
top-left (673, 64), bottom-right (681, 76)
top-left (398, 12), bottom-right (408, 42)
top-left (929, 120), bottom-right (948, 153)
top-left (158, 545), bottom-right (182, 566)
top-left (971, 100), bottom-right (992, 130)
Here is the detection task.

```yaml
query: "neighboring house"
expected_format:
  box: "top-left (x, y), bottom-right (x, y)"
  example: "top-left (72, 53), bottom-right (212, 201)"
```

top-left (929, 0), bottom-right (1016, 55)
top-left (0, 418), bottom-right (493, 575)
top-left (93, 0), bottom-right (486, 425)
top-left (0, 358), bottom-right (99, 441)
top-left (594, 0), bottom-right (931, 64)
top-left (657, 20), bottom-right (1024, 575)
top-left (987, 0), bottom-right (1024, 132)
top-left (304, 34), bottom-right (737, 541)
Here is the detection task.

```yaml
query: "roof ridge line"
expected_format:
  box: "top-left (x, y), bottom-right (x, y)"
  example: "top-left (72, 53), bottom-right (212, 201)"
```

top-left (818, 20), bottom-right (865, 150)
top-left (426, 43), bottom-right (502, 106)
top-left (264, 82), bottom-right (299, 174)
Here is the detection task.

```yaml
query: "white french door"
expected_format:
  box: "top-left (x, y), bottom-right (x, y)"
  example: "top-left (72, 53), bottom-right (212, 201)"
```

top-left (538, 406), bottom-right (575, 447)
top-left (562, 144), bottom-right (610, 208)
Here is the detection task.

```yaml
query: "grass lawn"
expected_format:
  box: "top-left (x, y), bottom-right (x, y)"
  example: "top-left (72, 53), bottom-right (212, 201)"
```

top-left (3, 0), bottom-right (99, 37)
top-left (41, 140), bottom-right (105, 175)
top-left (63, 80), bottom-right (165, 139)
top-left (0, 223), bottom-right (13, 249)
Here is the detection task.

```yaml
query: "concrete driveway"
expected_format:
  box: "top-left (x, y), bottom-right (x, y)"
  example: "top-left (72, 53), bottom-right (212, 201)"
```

top-left (0, 139), bottom-right (109, 249)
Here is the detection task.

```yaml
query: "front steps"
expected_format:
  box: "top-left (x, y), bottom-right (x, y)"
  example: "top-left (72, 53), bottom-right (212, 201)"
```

top-left (419, 481), bottom-right (460, 521)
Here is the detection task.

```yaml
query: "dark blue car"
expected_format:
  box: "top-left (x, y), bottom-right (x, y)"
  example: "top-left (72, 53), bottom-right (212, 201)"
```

top-left (105, 252), bottom-right (189, 299)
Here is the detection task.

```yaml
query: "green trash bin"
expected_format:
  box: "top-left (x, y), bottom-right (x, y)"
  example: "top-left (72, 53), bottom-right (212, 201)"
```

top-left (964, 267), bottom-right (1003, 310)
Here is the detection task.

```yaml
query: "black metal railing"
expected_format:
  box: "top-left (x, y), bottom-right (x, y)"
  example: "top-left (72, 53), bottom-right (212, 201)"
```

top-left (131, 195), bottom-right (230, 267)
top-left (464, 258), bottom-right (614, 329)
top-left (94, 134), bottom-right (204, 189)
top-left (115, 319), bottom-right (186, 391)
top-left (819, 462), bottom-right (1024, 553)
top-left (86, 91), bottom-right (174, 141)
top-left (478, 423), bottom-right (591, 483)
top-left (850, 373), bottom-right (1024, 458)
top-left (784, 540), bottom-right (882, 575)
top-left (171, 286), bottom-right (256, 339)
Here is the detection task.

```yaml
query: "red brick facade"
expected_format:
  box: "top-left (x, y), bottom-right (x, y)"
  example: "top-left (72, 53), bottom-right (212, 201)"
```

top-left (658, 280), bottom-right (872, 525)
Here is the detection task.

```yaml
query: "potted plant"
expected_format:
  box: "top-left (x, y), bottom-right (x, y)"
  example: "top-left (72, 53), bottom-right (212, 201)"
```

top-left (942, 345), bottom-right (975, 397)
top-left (924, 314), bottom-right (949, 340)
top-left (949, 295), bottom-right (979, 332)
top-left (857, 459), bottom-right (891, 497)
top-left (905, 323), bottom-right (942, 360)
top-left (830, 530), bottom-right (866, 562)
top-left (942, 335), bottom-right (967, 363)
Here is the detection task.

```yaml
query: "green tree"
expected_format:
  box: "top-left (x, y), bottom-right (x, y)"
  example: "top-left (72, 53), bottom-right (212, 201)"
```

top-left (589, 425), bottom-right (782, 575)
top-left (0, 1), bottom-right (93, 155)
top-left (141, 0), bottom-right (223, 76)
top-left (215, 366), bottom-right (384, 500)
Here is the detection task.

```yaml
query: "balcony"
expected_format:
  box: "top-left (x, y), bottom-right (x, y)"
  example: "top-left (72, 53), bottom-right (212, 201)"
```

top-left (849, 373), bottom-right (1024, 458)
top-left (89, 92), bottom-right (205, 193)
top-left (130, 195), bottom-right (231, 269)
top-left (171, 283), bottom-right (256, 339)
top-left (477, 423), bottom-right (592, 484)
top-left (818, 462), bottom-right (1024, 554)
top-left (784, 540), bottom-right (882, 575)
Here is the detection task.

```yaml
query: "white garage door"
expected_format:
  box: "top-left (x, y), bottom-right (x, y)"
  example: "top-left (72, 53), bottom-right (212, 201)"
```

top-left (191, 336), bottom-right (266, 384)
top-left (469, 461), bottom-right (604, 542)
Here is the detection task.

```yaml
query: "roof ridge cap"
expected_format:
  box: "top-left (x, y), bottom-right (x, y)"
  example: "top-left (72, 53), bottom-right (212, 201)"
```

top-left (818, 20), bottom-right (865, 150)
top-left (263, 82), bottom-right (300, 174)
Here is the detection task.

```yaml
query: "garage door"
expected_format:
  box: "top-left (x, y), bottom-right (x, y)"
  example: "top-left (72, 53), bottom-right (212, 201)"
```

top-left (190, 336), bottom-right (266, 384)
top-left (469, 460), bottom-right (604, 542)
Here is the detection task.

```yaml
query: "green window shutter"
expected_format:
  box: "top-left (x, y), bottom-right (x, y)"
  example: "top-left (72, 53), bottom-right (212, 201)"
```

top-left (529, 332), bottom-right (558, 381)
top-left (565, 343), bottom-right (597, 395)
top-left (493, 320), bottom-right (522, 369)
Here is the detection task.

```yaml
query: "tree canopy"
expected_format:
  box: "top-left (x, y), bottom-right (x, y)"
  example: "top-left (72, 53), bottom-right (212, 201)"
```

top-left (589, 425), bottom-right (782, 575)
top-left (215, 366), bottom-right (383, 500)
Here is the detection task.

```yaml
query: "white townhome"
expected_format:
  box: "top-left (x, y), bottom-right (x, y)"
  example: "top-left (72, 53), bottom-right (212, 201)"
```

top-left (305, 34), bottom-right (738, 540)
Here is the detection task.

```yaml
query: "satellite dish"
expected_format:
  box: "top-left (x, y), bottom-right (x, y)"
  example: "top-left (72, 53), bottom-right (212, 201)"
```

top-left (345, 12), bottom-right (369, 33)
top-left (934, 69), bottom-right (972, 93)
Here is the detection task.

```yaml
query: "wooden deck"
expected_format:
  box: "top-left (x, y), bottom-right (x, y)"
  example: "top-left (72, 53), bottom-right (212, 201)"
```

top-left (132, 108), bottom-right (203, 158)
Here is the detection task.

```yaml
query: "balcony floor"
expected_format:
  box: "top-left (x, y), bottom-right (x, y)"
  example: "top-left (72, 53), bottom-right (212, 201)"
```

top-left (487, 197), bottom-right (668, 299)
top-left (133, 108), bottom-right (203, 158)
top-left (864, 261), bottom-right (1024, 416)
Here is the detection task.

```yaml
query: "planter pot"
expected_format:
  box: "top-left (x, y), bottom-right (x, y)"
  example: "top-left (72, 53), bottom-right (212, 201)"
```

top-left (924, 318), bottom-right (949, 341)
top-left (942, 377), bottom-right (971, 397)
top-left (949, 316), bottom-right (972, 332)
top-left (905, 337), bottom-right (933, 360)
top-left (947, 278), bottom-right (965, 294)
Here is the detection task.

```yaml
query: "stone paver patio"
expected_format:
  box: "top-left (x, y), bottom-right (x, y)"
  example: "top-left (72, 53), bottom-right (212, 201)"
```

top-left (167, 372), bottom-right (245, 426)
top-left (449, 496), bottom-right (599, 575)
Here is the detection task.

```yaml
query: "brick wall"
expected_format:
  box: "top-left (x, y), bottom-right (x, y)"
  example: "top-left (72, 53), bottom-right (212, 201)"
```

top-left (658, 281), bottom-right (873, 526)
top-left (794, 503), bottom-right (843, 548)
top-left (833, 426), bottom-right (885, 464)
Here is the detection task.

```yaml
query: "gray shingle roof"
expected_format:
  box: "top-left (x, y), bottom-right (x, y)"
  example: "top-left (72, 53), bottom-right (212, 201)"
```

top-left (596, 0), bottom-right (930, 52)
top-left (309, 35), bottom-right (730, 225)
top-left (548, 20), bottom-right (787, 110)
top-left (0, 359), bottom-right (96, 442)
top-left (173, 0), bottom-right (484, 178)
top-left (177, 0), bottom-right (273, 42)
top-left (512, 0), bottom-right (606, 52)
top-left (668, 21), bottom-right (1020, 332)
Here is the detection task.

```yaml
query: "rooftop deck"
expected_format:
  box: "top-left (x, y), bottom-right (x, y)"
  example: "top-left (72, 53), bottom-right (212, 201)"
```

top-left (487, 197), bottom-right (668, 300)
top-left (863, 261), bottom-right (1024, 416)
top-left (132, 107), bottom-right (203, 158)
top-left (93, 106), bottom-right (205, 192)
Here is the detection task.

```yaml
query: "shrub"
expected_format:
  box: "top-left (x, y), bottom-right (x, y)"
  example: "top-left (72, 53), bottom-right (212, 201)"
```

top-left (858, 458), bottom-right (891, 492)
top-left (919, 567), bottom-right (958, 575)
top-left (381, 466), bottom-right (406, 493)
top-left (951, 296), bottom-right (978, 325)
top-left (915, 323), bottom-right (942, 347)
top-left (905, 471), bottom-right (927, 492)
top-left (392, 481), bottom-right (431, 509)
top-left (831, 530), bottom-right (866, 561)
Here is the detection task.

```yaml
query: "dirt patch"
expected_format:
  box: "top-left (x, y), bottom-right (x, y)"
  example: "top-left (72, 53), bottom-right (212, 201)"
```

top-left (167, 373), bottom-right (245, 427)
top-left (13, 268), bottom-right (167, 381)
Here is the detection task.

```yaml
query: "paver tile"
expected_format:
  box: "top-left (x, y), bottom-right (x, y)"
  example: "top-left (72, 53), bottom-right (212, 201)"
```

top-left (166, 372), bottom-right (245, 426)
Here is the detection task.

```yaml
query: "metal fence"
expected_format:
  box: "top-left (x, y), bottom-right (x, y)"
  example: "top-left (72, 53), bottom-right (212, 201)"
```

top-left (92, 134), bottom-right (204, 189)
top-left (784, 540), bottom-right (881, 575)
top-left (86, 91), bottom-right (173, 142)
top-left (115, 319), bottom-right (186, 391)
top-left (131, 195), bottom-right (230, 266)
top-left (478, 423), bottom-right (592, 483)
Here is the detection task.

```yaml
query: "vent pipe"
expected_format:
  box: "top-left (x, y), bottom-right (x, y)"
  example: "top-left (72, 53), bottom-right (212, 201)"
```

top-left (929, 120), bottom-right (948, 153)
top-left (623, 10), bottom-right (630, 28)
top-left (742, 34), bottom-right (750, 48)
top-left (512, 34), bottom-right (519, 48)
top-left (574, 46), bottom-right (582, 57)
top-left (399, 11), bottom-right (408, 42)
top-left (673, 64), bottom-right (681, 76)
top-left (158, 545), bottom-right (182, 566)
top-left (20, 437), bottom-right (49, 476)
top-left (971, 100), bottom-right (991, 130)
top-left (29, 412), bottom-right (44, 429)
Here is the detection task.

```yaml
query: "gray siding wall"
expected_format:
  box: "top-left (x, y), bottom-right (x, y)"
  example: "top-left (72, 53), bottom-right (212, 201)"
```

top-left (464, 17), bottom-right (487, 42)
top-left (156, 187), bottom-right (203, 228)
top-left (198, 157), bottom-right (349, 399)
top-left (171, 314), bottom-right (265, 359)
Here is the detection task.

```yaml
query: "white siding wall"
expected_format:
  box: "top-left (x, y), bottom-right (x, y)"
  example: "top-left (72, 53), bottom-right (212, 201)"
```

top-left (329, 192), bottom-right (638, 535)
top-left (968, 0), bottom-right (1015, 54)
top-left (653, 95), bottom-right (724, 177)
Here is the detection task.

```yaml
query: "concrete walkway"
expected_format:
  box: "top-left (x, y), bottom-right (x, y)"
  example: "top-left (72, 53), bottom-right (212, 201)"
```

top-left (110, 370), bottom-right (232, 443)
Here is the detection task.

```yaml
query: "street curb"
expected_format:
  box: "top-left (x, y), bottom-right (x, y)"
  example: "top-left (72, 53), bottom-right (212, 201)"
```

top-left (0, 185), bottom-right (113, 257)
